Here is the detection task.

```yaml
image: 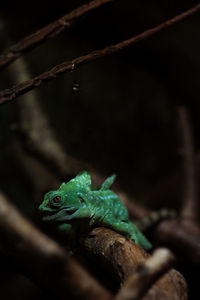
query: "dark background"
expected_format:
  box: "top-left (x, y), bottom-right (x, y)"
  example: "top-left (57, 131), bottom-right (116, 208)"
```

top-left (0, 0), bottom-right (199, 299)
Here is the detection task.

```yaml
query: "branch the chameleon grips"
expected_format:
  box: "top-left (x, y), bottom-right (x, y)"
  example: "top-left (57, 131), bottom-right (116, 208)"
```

top-left (1, 3), bottom-right (200, 104)
top-left (79, 227), bottom-right (187, 299)
top-left (116, 248), bottom-right (176, 300)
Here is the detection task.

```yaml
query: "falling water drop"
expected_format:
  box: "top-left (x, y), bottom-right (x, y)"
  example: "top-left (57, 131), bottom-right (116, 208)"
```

top-left (71, 61), bottom-right (75, 72)
top-left (72, 83), bottom-right (80, 92)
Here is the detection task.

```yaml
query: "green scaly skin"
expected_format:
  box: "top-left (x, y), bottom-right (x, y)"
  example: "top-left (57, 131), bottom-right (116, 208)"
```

top-left (39, 171), bottom-right (152, 250)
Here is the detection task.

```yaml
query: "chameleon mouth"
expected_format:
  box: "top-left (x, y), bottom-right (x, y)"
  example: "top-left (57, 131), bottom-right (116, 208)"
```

top-left (64, 208), bottom-right (77, 215)
top-left (42, 207), bottom-right (78, 221)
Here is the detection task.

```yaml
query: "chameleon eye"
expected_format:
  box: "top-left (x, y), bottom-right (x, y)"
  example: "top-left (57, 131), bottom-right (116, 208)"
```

top-left (53, 196), bottom-right (61, 203)
top-left (79, 196), bottom-right (84, 203)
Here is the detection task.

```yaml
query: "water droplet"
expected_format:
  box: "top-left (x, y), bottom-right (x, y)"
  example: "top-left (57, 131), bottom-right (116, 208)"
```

top-left (71, 61), bottom-right (75, 72)
top-left (72, 83), bottom-right (79, 92)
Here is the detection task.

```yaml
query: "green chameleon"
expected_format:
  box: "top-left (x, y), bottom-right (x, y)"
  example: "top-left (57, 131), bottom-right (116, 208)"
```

top-left (39, 171), bottom-right (152, 250)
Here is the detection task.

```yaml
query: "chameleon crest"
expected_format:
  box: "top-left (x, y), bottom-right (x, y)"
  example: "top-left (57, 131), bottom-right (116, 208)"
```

top-left (39, 171), bottom-right (152, 250)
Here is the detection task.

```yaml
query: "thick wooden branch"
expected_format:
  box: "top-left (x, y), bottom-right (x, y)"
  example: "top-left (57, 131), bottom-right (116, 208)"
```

top-left (116, 248), bottom-right (175, 300)
top-left (0, 0), bottom-right (115, 69)
top-left (79, 227), bottom-right (187, 300)
top-left (0, 3), bottom-right (200, 104)
top-left (0, 191), bottom-right (112, 300)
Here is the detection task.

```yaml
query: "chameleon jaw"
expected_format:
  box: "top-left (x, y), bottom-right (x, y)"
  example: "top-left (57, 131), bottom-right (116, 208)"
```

top-left (42, 207), bottom-right (78, 221)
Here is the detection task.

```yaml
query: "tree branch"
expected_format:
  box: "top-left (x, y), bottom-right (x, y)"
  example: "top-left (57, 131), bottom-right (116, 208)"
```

top-left (0, 0), bottom-right (116, 69)
top-left (0, 16), bottom-right (85, 181)
top-left (116, 248), bottom-right (176, 300)
top-left (152, 219), bottom-right (200, 263)
top-left (79, 227), bottom-right (187, 300)
top-left (0, 3), bottom-right (200, 104)
top-left (177, 107), bottom-right (199, 221)
top-left (12, 58), bottom-right (84, 178)
top-left (0, 191), bottom-right (113, 300)
top-left (118, 191), bottom-right (200, 264)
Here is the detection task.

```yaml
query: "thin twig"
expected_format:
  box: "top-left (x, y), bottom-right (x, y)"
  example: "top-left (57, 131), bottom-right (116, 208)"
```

top-left (116, 248), bottom-right (176, 300)
top-left (0, 3), bottom-right (200, 104)
top-left (177, 107), bottom-right (199, 221)
top-left (0, 0), bottom-right (116, 69)
top-left (0, 191), bottom-right (113, 300)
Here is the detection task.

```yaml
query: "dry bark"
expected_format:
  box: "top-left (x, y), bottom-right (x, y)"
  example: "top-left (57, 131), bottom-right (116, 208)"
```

top-left (79, 227), bottom-right (188, 300)
top-left (116, 248), bottom-right (176, 300)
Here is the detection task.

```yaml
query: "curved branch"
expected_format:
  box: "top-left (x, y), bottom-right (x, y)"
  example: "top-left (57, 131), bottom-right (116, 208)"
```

top-left (10, 58), bottom-right (84, 178)
top-left (0, 3), bottom-right (200, 104)
top-left (116, 248), bottom-right (176, 300)
top-left (0, 191), bottom-right (112, 300)
top-left (152, 219), bottom-right (200, 263)
top-left (0, 17), bottom-right (84, 181)
top-left (79, 227), bottom-right (187, 300)
top-left (0, 0), bottom-right (116, 69)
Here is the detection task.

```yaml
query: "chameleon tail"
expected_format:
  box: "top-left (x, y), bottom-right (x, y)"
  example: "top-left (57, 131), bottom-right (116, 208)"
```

top-left (134, 208), bottom-right (176, 232)
top-left (133, 229), bottom-right (152, 250)
top-left (130, 222), bottom-right (152, 250)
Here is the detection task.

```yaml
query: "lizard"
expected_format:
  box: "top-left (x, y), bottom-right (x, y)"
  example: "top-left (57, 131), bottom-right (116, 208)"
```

top-left (38, 171), bottom-right (152, 250)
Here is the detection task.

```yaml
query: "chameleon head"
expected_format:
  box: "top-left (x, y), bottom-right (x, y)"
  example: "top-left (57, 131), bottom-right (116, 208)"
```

top-left (39, 171), bottom-right (91, 223)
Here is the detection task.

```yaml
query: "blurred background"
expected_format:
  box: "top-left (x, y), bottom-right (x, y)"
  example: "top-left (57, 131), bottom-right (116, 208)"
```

top-left (0, 0), bottom-right (199, 299)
